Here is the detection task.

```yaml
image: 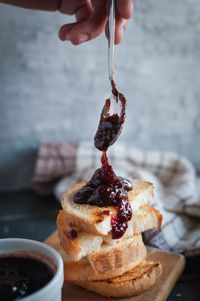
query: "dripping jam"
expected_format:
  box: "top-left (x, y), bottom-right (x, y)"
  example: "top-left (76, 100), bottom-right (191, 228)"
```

top-left (74, 81), bottom-right (132, 239)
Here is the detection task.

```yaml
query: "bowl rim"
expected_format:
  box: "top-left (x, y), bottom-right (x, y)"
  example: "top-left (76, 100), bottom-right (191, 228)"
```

top-left (0, 238), bottom-right (64, 300)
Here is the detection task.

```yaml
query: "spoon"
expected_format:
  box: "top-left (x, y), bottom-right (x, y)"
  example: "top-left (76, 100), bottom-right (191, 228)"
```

top-left (108, 0), bottom-right (115, 85)
top-left (102, 0), bottom-right (126, 119)
top-left (94, 0), bottom-right (126, 151)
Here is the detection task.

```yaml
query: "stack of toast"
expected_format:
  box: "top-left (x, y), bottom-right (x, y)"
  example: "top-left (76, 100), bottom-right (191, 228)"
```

top-left (57, 179), bottom-right (163, 298)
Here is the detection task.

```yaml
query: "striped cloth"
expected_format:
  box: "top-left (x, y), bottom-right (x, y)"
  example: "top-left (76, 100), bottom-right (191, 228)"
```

top-left (32, 142), bottom-right (200, 256)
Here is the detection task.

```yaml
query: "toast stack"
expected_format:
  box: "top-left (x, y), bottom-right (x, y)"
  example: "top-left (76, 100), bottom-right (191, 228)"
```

top-left (57, 179), bottom-right (163, 298)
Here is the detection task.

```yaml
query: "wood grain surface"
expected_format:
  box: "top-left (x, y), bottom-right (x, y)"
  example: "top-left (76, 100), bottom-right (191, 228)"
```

top-left (45, 231), bottom-right (185, 301)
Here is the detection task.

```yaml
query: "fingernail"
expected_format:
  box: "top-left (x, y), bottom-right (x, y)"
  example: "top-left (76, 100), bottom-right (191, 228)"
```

top-left (130, 1), bottom-right (134, 12)
top-left (78, 33), bottom-right (89, 43)
top-left (121, 22), bottom-right (127, 34)
top-left (120, 28), bottom-right (125, 39)
top-left (119, 26), bottom-right (126, 42)
top-left (120, 25), bottom-right (126, 36)
top-left (122, 23), bottom-right (126, 31)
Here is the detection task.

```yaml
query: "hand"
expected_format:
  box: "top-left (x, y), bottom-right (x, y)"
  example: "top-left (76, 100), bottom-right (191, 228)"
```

top-left (59, 0), bottom-right (135, 45)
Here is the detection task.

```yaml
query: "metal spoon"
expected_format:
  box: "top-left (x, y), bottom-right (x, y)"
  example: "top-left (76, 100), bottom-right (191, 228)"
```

top-left (108, 0), bottom-right (115, 85)
top-left (94, 0), bottom-right (126, 151)
top-left (102, 0), bottom-right (126, 119)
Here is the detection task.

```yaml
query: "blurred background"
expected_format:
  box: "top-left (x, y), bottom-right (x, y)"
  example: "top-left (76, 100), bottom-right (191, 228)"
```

top-left (0, 0), bottom-right (200, 191)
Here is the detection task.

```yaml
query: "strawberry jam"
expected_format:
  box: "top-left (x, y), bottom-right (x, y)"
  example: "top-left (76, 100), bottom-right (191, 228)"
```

top-left (74, 81), bottom-right (132, 239)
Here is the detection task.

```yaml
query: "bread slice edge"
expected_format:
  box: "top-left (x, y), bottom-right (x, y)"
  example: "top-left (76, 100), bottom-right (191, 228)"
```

top-left (61, 179), bottom-right (154, 236)
top-left (74, 261), bottom-right (162, 298)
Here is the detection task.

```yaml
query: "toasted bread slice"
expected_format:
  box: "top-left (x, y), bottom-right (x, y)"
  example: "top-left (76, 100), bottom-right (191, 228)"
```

top-left (88, 234), bottom-right (146, 274)
top-left (61, 179), bottom-right (154, 236)
top-left (75, 261), bottom-right (162, 298)
top-left (57, 204), bottom-right (161, 261)
top-left (60, 234), bottom-right (146, 281)
top-left (57, 210), bottom-right (103, 261)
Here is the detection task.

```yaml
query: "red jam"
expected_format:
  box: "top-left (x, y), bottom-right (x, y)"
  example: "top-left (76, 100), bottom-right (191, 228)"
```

top-left (102, 210), bottom-right (111, 215)
top-left (0, 256), bottom-right (54, 301)
top-left (74, 81), bottom-right (132, 239)
top-left (94, 114), bottom-right (122, 151)
top-left (94, 82), bottom-right (126, 151)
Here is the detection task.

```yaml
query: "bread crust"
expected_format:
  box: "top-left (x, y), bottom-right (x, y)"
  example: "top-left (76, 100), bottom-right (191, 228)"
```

top-left (61, 235), bottom-right (147, 281)
top-left (61, 179), bottom-right (154, 236)
top-left (88, 234), bottom-right (145, 274)
top-left (57, 204), bottom-right (162, 261)
top-left (57, 210), bottom-right (82, 261)
top-left (75, 261), bottom-right (162, 298)
top-left (57, 210), bottom-right (104, 261)
top-left (145, 204), bottom-right (163, 229)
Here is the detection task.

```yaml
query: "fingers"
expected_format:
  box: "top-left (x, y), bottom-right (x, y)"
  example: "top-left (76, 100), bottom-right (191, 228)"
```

top-left (58, 0), bottom-right (134, 45)
top-left (115, 18), bottom-right (128, 44)
top-left (105, 17), bottom-right (128, 45)
top-left (105, 0), bottom-right (135, 45)
top-left (59, 0), bottom-right (87, 15)
top-left (69, 13), bottom-right (107, 45)
top-left (59, 1), bottom-right (93, 41)
top-left (59, 23), bottom-right (75, 41)
top-left (59, 0), bottom-right (108, 45)
top-left (76, 3), bottom-right (93, 22)
top-left (59, 18), bottom-right (107, 45)
top-left (116, 0), bottom-right (135, 19)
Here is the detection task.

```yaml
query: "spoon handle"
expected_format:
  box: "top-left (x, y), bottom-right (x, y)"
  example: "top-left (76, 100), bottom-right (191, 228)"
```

top-left (108, 0), bottom-right (115, 83)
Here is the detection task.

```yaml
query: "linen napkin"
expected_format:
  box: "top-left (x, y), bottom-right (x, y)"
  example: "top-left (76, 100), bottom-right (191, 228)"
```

top-left (32, 142), bottom-right (200, 256)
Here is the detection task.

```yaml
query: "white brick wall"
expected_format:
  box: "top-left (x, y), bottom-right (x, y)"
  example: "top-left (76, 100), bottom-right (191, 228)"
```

top-left (0, 0), bottom-right (200, 190)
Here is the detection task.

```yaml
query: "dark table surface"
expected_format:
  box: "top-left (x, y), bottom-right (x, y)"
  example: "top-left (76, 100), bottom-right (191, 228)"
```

top-left (0, 190), bottom-right (199, 300)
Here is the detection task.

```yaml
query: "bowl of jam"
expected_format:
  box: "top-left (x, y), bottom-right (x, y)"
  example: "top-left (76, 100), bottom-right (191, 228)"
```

top-left (0, 238), bottom-right (64, 301)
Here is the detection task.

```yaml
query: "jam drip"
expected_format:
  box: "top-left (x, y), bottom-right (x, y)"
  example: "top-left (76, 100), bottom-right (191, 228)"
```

top-left (74, 152), bottom-right (132, 238)
top-left (74, 81), bottom-right (132, 239)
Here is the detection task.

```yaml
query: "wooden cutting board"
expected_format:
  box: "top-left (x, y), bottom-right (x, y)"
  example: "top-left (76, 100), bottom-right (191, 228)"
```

top-left (45, 231), bottom-right (185, 301)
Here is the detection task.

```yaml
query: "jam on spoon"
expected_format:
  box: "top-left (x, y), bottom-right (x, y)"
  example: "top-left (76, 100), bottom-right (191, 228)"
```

top-left (94, 81), bottom-right (126, 151)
